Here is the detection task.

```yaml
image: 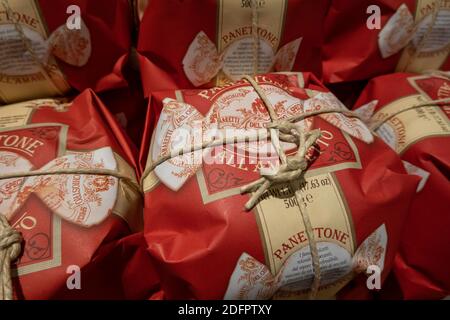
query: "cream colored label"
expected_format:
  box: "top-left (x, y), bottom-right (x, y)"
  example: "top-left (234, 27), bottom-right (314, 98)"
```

top-left (254, 173), bottom-right (356, 298)
top-left (224, 224), bottom-right (388, 300)
top-left (0, 0), bottom-right (70, 103)
top-left (373, 94), bottom-right (450, 154)
top-left (0, 102), bottom-right (33, 127)
top-left (396, 0), bottom-right (450, 72)
top-left (216, 0), bottom-right (287, 85)
top-left (151, 98), bottom-right (204, 192)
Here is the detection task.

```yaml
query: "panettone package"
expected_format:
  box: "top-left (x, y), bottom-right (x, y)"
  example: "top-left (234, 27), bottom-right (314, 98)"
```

top-left (0, 0), bottom-right (134, 104)
top-left (140, 72), bottom-right (419, 299)
top-left (0, 90), bottom-right (145, 299)
top-left (137, 0), bottom-right (329, 94)
top-left (323, 0), bottom-right (450, 83)
top-left (354, 71), bottom-right (450, 299)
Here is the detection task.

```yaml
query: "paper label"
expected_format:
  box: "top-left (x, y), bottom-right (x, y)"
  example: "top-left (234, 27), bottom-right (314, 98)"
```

top-left (254, 173), bottom-right (356, 298)
top-left (182, 2), bottom-right (304, 87)
top-left (0, 0), bottom-right (70, 103)
top-left (216, 0), bottom-right (287, 85)
top-left (151, 98), bottom-right (204, 191)
top-left (224, 224), bottom-right (388, 300)
top-left (146, 76), bottom-right (372, 199)
top-left (190, 82), bottom-right (362, 298)
top-left (182, 31), bottom-right (222, 87)
top-left (0, 102), bottom-right (33, 127)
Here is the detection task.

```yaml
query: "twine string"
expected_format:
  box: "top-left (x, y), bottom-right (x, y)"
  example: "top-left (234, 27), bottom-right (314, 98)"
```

top-left (0, 214), bottom-right (22, 300)
top-left (240, 75), bottom-right (322, 299)
top-left (0, 168), bottom-right (141, 197)
top-left (251, 0), bottom-right (259, 76)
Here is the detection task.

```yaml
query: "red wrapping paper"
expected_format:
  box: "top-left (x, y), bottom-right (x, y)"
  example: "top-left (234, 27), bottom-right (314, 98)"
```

top-left (323, 0), bottom-right (450, 84)
top-left (98, 49), bottom-right (148, 149)
top-left (140, 72), bottom-right (418, 300)
top-left (0, 90), bottom-right (147, 299)
top-left (0, 0), bottom-right (133, 104)
top-left (137, 0), bottom-right (329, 95)
top-left (354, 72), bottom-right (450, 299)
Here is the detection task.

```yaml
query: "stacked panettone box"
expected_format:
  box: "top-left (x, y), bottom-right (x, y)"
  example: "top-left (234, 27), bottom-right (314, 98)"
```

top-left (0, 0), bottom-right (448, 300)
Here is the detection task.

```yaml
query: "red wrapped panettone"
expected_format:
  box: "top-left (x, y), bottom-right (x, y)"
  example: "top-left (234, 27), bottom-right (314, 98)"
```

top-left (0, 90), bottom-right (143, 299)
top-left (140, 72), bottom-right (418, 299)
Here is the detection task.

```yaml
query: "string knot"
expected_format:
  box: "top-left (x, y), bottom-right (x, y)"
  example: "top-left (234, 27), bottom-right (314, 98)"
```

top-left (241, 127), bottom-right (322, 209)
top-left (0, 214), bottom-right (22, 300)
top-left (0, 219), bottom-right (21, 261)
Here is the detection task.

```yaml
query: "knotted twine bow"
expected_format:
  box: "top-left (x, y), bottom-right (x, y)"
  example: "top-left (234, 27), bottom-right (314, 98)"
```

top-left (0, 214), bottom-right (22, 300)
